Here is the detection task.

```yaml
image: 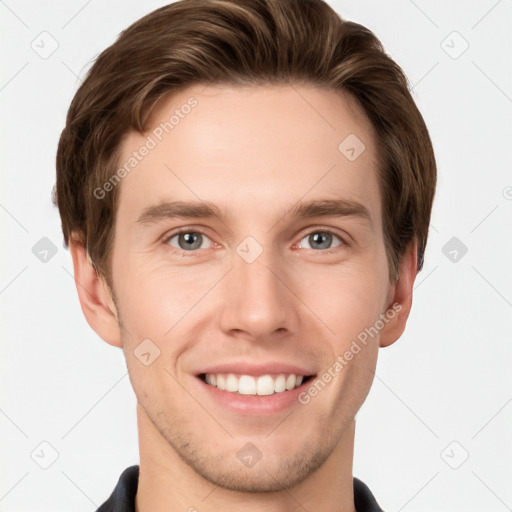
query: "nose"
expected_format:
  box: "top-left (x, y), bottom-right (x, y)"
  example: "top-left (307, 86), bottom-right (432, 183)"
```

top-left (218, 248), bottom-right (299, 341)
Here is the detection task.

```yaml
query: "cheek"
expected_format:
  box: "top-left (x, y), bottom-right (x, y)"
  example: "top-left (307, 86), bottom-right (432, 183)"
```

top-left (335, 342), bottom-right (379, 418)
top-left (299, 264), bottom-right (387, 342)
top-left (114, 260), bottom-right (223, 340)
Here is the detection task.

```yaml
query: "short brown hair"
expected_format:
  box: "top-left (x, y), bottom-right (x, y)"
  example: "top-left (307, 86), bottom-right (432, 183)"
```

top-left (54, 0), bottom-right (436, 285)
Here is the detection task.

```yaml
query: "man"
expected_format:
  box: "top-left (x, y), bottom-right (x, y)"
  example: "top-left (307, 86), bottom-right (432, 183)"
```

top-left (54, 0), bottom-right (436, 510)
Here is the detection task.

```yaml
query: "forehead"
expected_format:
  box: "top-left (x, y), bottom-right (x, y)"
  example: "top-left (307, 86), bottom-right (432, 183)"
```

top-left (115, 83), bottom-right (381, 228)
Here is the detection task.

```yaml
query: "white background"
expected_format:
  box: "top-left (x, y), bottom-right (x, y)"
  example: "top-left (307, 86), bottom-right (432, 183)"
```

top-left (1, 0), bottom-right (511, 510)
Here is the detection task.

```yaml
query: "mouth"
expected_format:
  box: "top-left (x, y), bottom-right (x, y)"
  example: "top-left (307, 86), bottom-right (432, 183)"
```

top-left (197, 372), bottom-right (316, 396)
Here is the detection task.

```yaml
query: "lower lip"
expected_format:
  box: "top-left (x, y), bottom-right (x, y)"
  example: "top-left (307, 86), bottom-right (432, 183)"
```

top-left (195, 376), bottom-right (313, 415)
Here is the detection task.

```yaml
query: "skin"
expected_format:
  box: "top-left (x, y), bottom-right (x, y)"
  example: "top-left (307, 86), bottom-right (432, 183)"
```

top-left (70, 83), bottom-right (417, 512)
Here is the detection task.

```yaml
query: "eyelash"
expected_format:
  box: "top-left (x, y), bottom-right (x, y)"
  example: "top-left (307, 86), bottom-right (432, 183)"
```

top-left (163, 227), bottom-right (349, 256)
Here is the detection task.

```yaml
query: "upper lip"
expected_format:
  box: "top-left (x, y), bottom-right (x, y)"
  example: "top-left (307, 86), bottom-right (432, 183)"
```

top-left (195, 362), bottom-right (317, 377)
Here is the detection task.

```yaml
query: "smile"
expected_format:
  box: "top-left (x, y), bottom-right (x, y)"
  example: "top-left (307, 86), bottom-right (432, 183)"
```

top-left (199, 373), bottom-right (314, 395)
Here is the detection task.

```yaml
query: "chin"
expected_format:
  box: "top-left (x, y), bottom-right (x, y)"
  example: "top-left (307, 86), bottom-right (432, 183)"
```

top-left (165, 419), bottom-right (335, 492)
top-left (185, 445), bottom-right (327, 493)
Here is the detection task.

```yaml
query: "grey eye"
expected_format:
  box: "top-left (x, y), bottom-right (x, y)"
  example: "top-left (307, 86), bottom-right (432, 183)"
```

top-left (300, 231), bottom-right (342, 250)
top-left (167, 232), bottom-right (212, 251)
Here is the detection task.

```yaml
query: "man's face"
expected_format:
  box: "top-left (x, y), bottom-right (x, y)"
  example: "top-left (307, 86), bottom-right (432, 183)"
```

top-left (108, 83), bottom-right (398, 491)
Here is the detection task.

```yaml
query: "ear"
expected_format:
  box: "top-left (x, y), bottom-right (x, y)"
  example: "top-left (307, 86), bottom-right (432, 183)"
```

top-left (68, 235), bottom-right (123, 348)
top-left (379, 238), bottom-right (419, 348)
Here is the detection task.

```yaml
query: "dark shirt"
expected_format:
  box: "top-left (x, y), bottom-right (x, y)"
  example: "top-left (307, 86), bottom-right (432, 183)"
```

top-left (95, 465), bottom-right (385, 511)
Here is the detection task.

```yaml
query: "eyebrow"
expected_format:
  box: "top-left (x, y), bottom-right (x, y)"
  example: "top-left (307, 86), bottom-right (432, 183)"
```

top-left (136, 198), bottom-right (372, 226)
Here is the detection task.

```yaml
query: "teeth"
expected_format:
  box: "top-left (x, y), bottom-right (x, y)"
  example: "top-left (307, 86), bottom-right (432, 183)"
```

top-left (217, 374), bottom-right (226, 390)
top-left (285, 374), bottom-right (296, 390)
top-left (203, 373), bottom-right (307, 395)
top-left (239, 375), bottom-right (256, 395)
top-left (226, 374), bottom-right (238, 392)
top-left (256, 375), bottom-right (274, 396)
top-left (274, 374), bottom-right (286, 392)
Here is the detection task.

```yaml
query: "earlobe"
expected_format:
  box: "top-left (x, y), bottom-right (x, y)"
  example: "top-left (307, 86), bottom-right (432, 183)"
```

top-left (69, 235), bottom-right (123, 348)
top-left (379, 239), bottom-right (419, 348)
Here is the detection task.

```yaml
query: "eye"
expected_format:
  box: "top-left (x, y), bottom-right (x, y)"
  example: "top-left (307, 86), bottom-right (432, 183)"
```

top-left (297, 230), bottom-right (345, 252)
top-left (163, 228), bottom-right (347, 255)
top-left (165, 230), bottom-right (213, 252)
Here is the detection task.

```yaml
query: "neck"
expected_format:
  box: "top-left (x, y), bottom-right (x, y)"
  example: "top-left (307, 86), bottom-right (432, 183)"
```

top-left (135, 403), bottom-right (357, 512)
